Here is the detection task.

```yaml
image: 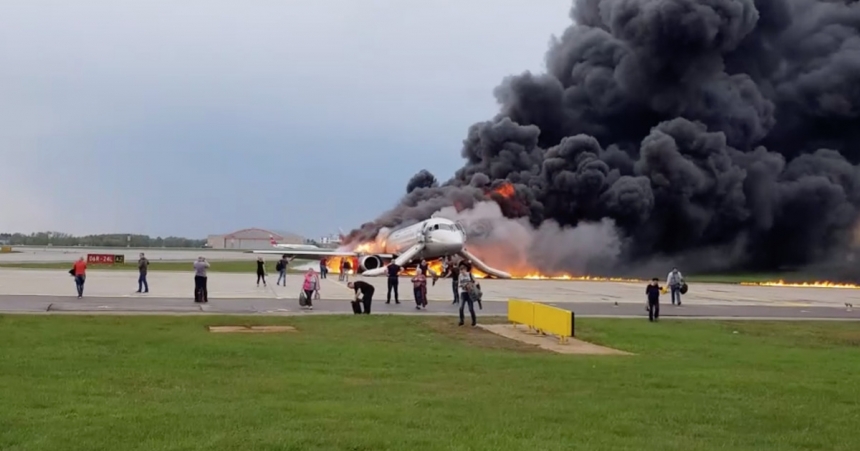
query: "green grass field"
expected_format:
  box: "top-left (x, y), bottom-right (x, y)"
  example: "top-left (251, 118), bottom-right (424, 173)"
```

top-left (1, 315), bottom-right (858, 451)
top-left (0, 260), bottom-right (313, 273)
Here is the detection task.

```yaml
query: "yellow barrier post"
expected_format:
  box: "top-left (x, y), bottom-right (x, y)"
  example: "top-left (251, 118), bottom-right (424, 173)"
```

top-left (507, 299), bottom-right (535, 332)
top-left (532, 303), bottom-right (575, 344)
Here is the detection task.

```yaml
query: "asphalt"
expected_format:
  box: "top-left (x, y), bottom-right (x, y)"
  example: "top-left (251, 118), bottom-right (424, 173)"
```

top-left (0, 266), bottom-right (857, 320)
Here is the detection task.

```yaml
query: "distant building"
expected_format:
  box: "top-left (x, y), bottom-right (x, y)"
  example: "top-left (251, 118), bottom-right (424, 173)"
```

top-left (206, 228), bottom-right (305, 250)
top-left (320, 234), bottom-right (341, 245)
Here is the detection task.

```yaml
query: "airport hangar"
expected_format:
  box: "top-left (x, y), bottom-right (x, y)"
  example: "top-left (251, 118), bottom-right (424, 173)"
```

top-left (205, 228), bottom-right (305, 250)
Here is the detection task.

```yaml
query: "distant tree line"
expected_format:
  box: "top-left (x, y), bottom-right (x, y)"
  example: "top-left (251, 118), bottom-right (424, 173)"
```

top-left (0, 232), bottom-right (206, 248)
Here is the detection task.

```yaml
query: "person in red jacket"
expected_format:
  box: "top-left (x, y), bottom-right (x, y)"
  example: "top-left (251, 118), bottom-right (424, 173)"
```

top-left (71, 257), bottom-right (87, 298)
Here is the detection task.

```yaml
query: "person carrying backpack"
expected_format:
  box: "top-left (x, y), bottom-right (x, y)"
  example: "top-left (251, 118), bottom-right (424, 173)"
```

top-left (457, 262), bottom-right (481, 327)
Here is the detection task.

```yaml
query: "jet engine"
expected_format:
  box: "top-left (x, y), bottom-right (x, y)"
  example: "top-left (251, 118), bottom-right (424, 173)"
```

top-left (359, 255), bottom-right (384, 272)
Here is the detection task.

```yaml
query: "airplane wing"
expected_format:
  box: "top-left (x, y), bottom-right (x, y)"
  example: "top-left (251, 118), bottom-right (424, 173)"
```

top-left (245, 249), bottom-right (394, 260)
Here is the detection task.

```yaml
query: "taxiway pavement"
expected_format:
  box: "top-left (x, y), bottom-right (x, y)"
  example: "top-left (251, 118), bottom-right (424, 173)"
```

top-left (0, 268), bottom-right (857, 320)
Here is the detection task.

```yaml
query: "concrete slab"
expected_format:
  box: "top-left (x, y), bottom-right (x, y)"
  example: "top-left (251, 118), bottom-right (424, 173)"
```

top-left (478, 324), bottom-right (633, 355)
top-left (1, 268), bottom-right (859, 309)
top-left (207, 325), bottom-right (296, 333)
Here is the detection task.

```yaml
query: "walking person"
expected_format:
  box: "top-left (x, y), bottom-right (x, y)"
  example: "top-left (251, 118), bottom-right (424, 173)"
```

top-left (71, 257), bottom-right (87, 298)
top-left (319, 258), bottom-right (328, 279)
top-left (301, 269), bottom-right (317, 310)
top-left (193, 257), bottom-right (210, 303)
top-left (338, 259), bottom-right (346, 281)
top-left (276, 254), bottom-right (288, 286)
top-left (646, 277), bottom-right (661, 322)
top-left (256, 257), bottom-right (267, 287)
top-left (412, 271), bottom-right (428, 310)
top-left (666, 267), bottom-right (684, 305)
top-left (418, 259), bottom-right (429, 276)
top-left (342, 260), bottom-right (352, 282)
top-left (137, 252), bottom-right (149, 293)
top-left (442, 259), bottom-right (460, 304)
top-left (458, 263), bottom-right (479, 327)
top-left (386, 262), bottom-right (401, 304)
top-left (348, 280), bottom-right (375, 314)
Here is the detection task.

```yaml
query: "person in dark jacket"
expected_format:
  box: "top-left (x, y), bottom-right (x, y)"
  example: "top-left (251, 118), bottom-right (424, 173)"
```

top-left (457, 262), bottom-right (478, 327)
top-left (645, 277), bottom-right (661, 322)
top-left (418, 259), bottom-right (429, 276)
top-left (348, 280), bottom-right (375, 314)
top-left (442, 259), bottom-right (460, 304)
top-left (256, 257), bottom-right (267, 287)
top-left (137, 253), bottom-right (149, 293)
top-left (276, 254), bottom-right (289, 286)
top-left (385, 263), bottom-right (401, 304)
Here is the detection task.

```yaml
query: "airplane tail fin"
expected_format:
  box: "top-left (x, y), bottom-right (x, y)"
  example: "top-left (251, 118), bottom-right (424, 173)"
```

top-left (269, 236), bottom-right (278, 246)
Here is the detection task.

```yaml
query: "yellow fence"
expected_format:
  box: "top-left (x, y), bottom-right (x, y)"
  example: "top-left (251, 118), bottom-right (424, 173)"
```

top-left (507, 299), bottom-right (574, 343)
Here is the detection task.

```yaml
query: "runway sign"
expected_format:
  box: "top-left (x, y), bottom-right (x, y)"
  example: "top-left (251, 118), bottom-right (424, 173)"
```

top-left (87, 254), bottom-right (116, 264)
top-left (0, 246), bottom-right (11, 253)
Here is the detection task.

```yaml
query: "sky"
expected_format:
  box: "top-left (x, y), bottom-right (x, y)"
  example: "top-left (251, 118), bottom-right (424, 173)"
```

top-left (0, 0), bottom-right (572, 239)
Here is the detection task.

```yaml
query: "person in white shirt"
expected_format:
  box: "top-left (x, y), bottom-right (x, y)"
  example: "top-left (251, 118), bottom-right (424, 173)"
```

top-left (666, 268), bottom-right (684, 306)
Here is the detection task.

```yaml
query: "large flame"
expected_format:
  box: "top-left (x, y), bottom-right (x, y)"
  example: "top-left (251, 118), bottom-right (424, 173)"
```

top-left (319, 238), bottom-right (860, 288)
top-left (491, 182), bottom-right (515, 199)
top-left (740, 280), bottom-right (860, 289)
top-left (317, 255), bottom-right (860, 288)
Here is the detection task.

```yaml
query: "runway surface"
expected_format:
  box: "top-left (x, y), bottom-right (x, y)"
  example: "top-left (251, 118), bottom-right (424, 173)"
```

top-left (0, 268), bottom-right (857, 320)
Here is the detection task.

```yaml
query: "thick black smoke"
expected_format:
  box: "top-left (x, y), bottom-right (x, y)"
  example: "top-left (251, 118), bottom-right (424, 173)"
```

top-left (344, 0), bottom-right (860, 275)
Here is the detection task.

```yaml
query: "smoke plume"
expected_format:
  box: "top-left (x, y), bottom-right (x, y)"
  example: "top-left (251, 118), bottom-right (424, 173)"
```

top-left (344, 0), bottom-right (860, 276)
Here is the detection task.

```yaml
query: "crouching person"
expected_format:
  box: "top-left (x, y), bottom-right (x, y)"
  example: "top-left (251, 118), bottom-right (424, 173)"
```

top-left (348, 280), bottom-right (374, 314)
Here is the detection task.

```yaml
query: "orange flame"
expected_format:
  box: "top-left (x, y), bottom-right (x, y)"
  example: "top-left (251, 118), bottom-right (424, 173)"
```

top-left (740, 280), bottom-right (860, 289)
top-left (321, 239), bottom-right (860, 289)
top-left (491, 182), bottom-right (515, 199)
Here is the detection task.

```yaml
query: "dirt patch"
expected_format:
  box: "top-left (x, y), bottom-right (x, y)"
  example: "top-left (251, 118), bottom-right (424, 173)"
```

top-left (207, 325), bottom-right (296, 334)
top-left (478, 324), bottom-right (633, 355)
top-left (423, 317), bottom-right (547, 353)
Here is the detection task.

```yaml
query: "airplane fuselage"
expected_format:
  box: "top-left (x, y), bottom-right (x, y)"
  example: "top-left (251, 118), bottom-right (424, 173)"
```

top-left (382, 218), bottom-right (465, 261)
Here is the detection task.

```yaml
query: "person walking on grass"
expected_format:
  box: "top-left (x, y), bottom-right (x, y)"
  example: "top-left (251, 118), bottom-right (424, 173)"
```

top-left (71, 257), bottom-right (87, 298)
top-left (137, 252), bottom-right (149, 293)
top-left (646, 277), bottom-right (661, 322)
top-left (256, 257), bottom-right (267, 287)
top-left (457, 262), bottom-right (479, 327)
